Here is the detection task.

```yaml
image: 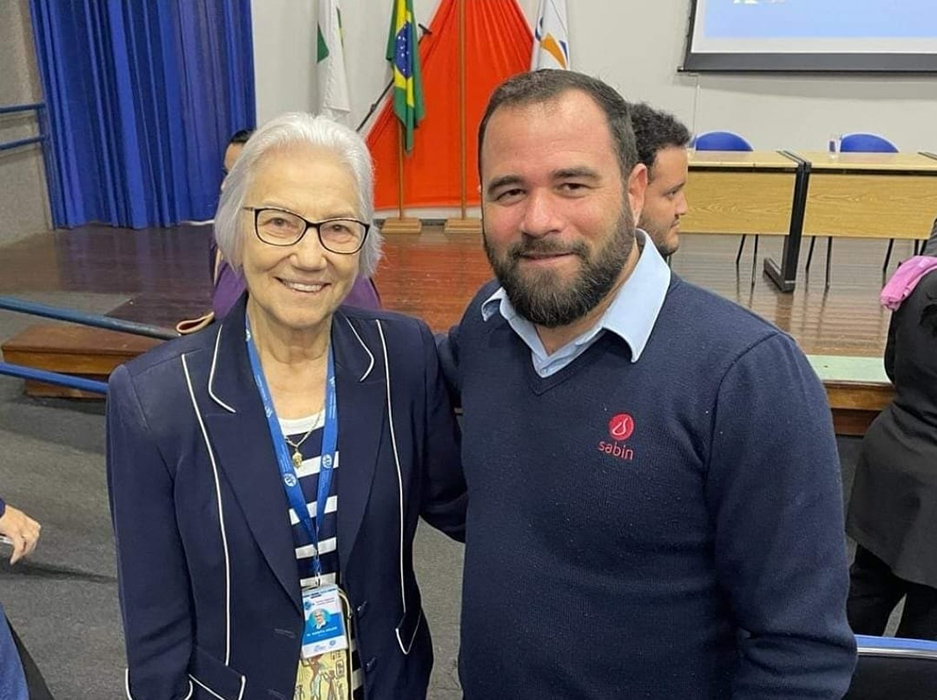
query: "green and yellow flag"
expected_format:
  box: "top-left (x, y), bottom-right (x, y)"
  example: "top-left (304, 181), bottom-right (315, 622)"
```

top-left (386, 0), bottom-right (425, 152)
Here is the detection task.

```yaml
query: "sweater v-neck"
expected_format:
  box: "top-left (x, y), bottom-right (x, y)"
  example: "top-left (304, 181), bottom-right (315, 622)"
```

top-left (520, 330), bottom-right (629, 395)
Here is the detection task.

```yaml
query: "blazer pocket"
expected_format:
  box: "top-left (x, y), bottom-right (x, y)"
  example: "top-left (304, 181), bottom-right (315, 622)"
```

top-left (189, 645), bottom-right (246, 700)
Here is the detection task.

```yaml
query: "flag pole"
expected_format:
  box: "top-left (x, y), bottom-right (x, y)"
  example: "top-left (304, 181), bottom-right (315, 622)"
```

top-left (397, 122), bottom-right (405, 219)
top-left (444, 0), bottom-right (481, 235)
top-left (382, 114), bottom-right (422, 234)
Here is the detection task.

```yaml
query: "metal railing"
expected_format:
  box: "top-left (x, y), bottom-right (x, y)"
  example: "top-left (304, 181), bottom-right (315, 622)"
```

top-left (0, 362), bottom-right (107, 395)
top-left (0, 295), bottom-right (178, 396)
top-left (0, 103), bottom-right (46, 153)
top-left (0, 297), bottom-right (178, 341)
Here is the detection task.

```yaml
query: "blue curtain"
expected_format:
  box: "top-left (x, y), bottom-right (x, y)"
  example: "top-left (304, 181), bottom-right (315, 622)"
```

top-left (29, 0), bottom-right (256, 229)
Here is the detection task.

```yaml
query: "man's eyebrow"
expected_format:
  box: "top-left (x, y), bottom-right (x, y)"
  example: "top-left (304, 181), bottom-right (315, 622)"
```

top-left (486, 175), bottom-right (524, 196)
top-left (552, 167), bottom-right (601, 180)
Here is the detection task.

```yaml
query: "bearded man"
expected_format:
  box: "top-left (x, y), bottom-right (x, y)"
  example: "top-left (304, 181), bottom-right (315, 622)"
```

top-left (439, 70), bottom-right (856, 700)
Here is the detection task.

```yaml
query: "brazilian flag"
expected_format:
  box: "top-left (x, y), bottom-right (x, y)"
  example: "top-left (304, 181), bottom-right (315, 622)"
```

top-left (386, 0), bottom-right (425, 153)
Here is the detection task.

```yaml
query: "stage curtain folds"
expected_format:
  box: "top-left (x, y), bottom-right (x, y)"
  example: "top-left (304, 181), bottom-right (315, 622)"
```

top-left (368, 0), bottom-right (533, 211)
top-left (28, 0), bottom-right (256, 229)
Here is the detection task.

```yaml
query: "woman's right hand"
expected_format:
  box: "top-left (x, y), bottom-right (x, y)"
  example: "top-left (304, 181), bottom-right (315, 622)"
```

top-left (0, 505), bottom-right (41, 564)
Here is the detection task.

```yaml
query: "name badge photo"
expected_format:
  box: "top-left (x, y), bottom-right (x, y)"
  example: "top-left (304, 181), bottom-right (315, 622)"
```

top-left (301, 584), bottom-right (349, 659)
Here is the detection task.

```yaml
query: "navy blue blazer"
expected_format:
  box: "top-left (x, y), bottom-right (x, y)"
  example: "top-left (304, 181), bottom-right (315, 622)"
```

top-left (107, 297), bottom-right (465, 700)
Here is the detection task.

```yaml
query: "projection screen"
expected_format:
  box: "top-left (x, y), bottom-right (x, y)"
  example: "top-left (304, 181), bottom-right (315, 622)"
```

top-left (683, 0), bottom-right (937, 72)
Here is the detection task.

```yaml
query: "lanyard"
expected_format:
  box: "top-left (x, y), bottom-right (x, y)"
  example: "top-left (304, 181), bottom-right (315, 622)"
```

top-left (245, 318), bottom-right (338, 580)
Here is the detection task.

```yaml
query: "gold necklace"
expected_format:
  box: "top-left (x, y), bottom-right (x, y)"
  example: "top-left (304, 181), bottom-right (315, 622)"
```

top-left (284, 411), bottom-right (324, 468)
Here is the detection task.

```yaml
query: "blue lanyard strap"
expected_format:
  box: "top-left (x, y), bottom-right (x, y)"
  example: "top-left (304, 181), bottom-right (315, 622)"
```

top-left (246, 318), bottom-right (338, 579)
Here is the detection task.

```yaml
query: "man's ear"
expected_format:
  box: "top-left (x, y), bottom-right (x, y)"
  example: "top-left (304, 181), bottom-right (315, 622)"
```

top-left (627, 163), bottom-right (648, 224)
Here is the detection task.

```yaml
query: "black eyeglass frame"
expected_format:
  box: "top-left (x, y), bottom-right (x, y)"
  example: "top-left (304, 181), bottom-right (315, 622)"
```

top-left (242, 206), bottom-right (370, 255)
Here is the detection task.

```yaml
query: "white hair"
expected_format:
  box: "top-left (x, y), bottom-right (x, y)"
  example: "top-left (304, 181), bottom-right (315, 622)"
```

top-left (214, 112), bottom-right (383, 277)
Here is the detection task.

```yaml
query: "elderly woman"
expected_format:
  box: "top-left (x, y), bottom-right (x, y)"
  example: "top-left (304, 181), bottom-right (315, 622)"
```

top-left (107, 114), bottom-right (465, 700)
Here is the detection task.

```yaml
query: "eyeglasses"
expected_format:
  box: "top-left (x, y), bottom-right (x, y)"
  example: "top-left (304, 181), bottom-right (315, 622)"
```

top-left (242, 207), bottom-right (369, 255)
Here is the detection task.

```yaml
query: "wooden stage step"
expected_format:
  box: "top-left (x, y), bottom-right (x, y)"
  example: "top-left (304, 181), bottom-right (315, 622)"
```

top-left (1, 323), bottom-right (160, 399)
top-left (1, 324), bottom-right (894, 435)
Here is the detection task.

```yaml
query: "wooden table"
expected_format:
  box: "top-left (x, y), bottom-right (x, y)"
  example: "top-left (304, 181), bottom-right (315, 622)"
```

top-left (808, 355), bottom-right (894, 436)
top-left (683, 150), bottom-right (807, 292)
top-left (794, 151), bottom-right (937, 242)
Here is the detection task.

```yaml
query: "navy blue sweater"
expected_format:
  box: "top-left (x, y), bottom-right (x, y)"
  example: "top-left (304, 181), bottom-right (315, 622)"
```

top-left (441, 277), bottom-right (856, 699)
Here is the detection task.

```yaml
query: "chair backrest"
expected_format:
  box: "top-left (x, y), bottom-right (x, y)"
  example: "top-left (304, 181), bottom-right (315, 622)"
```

top-left (840, 133), bottom-right (899, 153)
top-left (844, 635), bottom-right (937, 700)
top-left (692, 131), bottom-right (753, 152)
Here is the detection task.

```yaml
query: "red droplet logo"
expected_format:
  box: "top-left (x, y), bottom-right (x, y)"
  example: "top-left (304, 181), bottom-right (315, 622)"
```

top-left (608, 413), bottom-right (634, 441)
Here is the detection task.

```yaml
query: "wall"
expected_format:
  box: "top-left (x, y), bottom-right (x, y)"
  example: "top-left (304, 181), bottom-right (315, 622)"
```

top-left (251, 0), bottom-right (937, 213)
top-left (0, 0), bottom-right (51, 246)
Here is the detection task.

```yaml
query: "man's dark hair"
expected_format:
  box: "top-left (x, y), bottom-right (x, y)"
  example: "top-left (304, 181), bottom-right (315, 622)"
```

top-left (228, 129), bottom-right (254, 146)
top-left (477, 70), bottom-right (638, 179)
top-left (629, 103), bottom-right (690, 177)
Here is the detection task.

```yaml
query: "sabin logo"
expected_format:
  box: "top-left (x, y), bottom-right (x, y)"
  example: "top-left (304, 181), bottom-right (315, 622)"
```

top-left (598, 413), bottom-right (635, 462)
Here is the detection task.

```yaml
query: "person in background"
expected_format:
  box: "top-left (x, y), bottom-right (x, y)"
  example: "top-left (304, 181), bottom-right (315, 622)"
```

top-left (1, 497), bottom-right (54, 699)
top-left (210, 129), bottom-right (255, 318)
top-left (630, 102), bottom-right (690, 258)
top-left (440, 69), bottom-right (856, 699)
top-left (923, 216), bottom-right (937, 256)
top-left (109, 113), bottom-right (465, 700)
top-left (0, 601), bottom-right (27, 700)
top-left (0, 496), bottom-right (40, 565)
top-left (212, 129), bottom-right (381, 320)
top-left (847, 253), bottom-right (937, 640)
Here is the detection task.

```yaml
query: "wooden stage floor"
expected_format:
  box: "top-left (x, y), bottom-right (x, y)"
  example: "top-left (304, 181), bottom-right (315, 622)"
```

top-left (0, 224), bottom-right (905, 359)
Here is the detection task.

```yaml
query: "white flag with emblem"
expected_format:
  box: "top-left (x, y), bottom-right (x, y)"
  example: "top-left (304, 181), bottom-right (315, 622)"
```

top-left (531, 0), bottom-right (570, 71)
top-left (317, 0), bottom-right (351, 122)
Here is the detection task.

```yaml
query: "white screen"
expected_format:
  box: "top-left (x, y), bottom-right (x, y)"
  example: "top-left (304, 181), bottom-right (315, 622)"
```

top-left (685, 0), bottom-right (937, 71)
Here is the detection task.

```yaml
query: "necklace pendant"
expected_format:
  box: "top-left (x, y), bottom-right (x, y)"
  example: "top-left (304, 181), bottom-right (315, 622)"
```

top-left (291, 450), bottom-right (303, 468)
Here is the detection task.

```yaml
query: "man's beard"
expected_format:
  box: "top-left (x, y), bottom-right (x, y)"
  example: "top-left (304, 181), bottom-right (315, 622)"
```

top-left (484, 208), bottom-right (636, 329)
top-left (639, 215), bottom-right (679, 257)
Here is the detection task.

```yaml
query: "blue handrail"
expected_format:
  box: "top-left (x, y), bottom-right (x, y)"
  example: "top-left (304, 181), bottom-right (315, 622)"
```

top-left (0, 136), bottom-right (44, 153)
top-left (0, 296), bottom-right (178, 340)
top-left (0, 362), bottom-right (107, 395)
top-left (0, 103), bottom-right (44, 116)
top-left (0, 103), bottom-right (55, 225)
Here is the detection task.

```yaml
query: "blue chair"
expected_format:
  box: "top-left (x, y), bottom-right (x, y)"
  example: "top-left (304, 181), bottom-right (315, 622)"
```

top-left (693, 131), bottom-right (754, 152)
top-left (841, 133), bottom-right (899, 154)
top-left (844, 635), bottom-right (937, 699)
top-left (692, 131), bottom-right (757, 280)
top-left (806, 133), bottom-right (902, 286)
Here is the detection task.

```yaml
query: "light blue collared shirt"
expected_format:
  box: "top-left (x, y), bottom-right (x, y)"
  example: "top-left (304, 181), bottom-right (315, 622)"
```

top-left (481, 230), bottom-right (672, 377)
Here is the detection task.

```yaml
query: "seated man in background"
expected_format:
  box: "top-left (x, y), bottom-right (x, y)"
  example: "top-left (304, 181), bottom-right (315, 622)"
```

top-left (210, 128), bottom-right (254, 318)
top-left (630, 102), bottom-right (690, 258)
top-left (0, 604), bottom-right (27, 700)
top-left (1, 496), bottom-right (53, 699)
top-left (211, 127), bottom-right (381, 320)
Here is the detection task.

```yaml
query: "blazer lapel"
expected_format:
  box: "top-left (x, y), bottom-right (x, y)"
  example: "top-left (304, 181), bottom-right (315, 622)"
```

top-left (202, 298), bottom-right (302, 614)
top-left (332, 312), bottom-right (387, 576)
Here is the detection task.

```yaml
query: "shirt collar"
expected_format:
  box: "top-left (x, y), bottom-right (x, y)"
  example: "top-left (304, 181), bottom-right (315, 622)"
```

top-left (481, 229), bottom-right (671, 362)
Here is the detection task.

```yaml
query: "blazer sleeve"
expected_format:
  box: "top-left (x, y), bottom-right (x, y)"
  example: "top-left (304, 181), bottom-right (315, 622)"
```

top-left (107, 364), bottom-right (195, 700)
top-left (419, 322), bottom-right (467, 541)
top-left (705, 334), bottom-right (856, 699)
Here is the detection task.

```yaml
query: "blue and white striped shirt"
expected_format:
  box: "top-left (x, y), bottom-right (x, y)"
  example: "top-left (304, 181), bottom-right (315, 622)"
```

top-left (281, 413), bottom-right (363, 699)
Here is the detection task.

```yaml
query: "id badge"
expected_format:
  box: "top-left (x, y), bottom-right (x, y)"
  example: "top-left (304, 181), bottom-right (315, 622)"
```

top-left (301, 584), bottom-right (349, 659)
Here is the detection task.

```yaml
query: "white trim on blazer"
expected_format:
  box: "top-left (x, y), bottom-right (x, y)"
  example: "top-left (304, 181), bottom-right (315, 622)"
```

top-left (182, 354), bottom-right (233, 665)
